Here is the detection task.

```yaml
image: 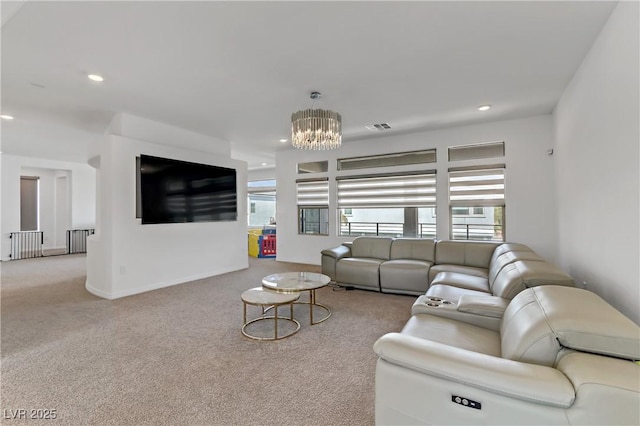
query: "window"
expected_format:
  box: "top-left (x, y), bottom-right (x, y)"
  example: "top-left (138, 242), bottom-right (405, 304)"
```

top-left (448, 141), bottom-right (505, 162)
top-left (297, 178), bottom-right (329, 235)
top-left (339, 207), bottom-right (436, 238)
top-left (448, 165), bottom-right (505, 241)
top-left (297, 161), bottom-right (328, 174)
top-left (20, 176), bottom-right (40, 231)
top-left (338, 149), bottom-right (436, 171)
top-left (299, 208), bottom-right (329, 235)
top-left (337, 171), bottom-right (436, 238)
top-left (248, 180), bottom-right (276, 227)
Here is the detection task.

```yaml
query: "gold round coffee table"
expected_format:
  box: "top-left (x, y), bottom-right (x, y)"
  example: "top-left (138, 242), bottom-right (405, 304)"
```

top-left (241, 287), bottom-right (300, 341)
top-left (262, 272), bottom-right (331, 325)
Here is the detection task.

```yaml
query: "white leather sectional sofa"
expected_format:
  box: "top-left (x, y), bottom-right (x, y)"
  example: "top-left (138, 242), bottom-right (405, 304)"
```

top-left (322, 237), bottom-right (639, 424)
top-left (374, 285), bottom-right (640, 425)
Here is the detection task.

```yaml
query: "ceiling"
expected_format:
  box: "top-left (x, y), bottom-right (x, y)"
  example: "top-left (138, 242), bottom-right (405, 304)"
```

top-left (1, 1), bottom-right (616, 169)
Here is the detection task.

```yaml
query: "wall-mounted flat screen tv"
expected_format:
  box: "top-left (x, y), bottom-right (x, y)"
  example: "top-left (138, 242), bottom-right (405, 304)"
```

top-left (139, 155), bottom-right (237, 224)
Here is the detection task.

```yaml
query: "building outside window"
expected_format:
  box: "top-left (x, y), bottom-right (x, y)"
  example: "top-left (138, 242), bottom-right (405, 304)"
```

top-left (451, 207), bottom-right (485, 216)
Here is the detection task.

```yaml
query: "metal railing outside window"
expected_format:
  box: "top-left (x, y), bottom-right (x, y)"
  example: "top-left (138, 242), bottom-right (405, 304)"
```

top-left (339, 221), bottom-right (436, 238)
top-left (451, 223), bottom-right (503, 241)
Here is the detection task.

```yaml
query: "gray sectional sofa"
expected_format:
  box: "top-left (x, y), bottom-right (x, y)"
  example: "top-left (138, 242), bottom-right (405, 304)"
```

top-left (321, 237), bottom-right (574, 303)
top-left (322, 236), bottom-right (574, 329)
top-left (321, 237), bottom-right (437, 295)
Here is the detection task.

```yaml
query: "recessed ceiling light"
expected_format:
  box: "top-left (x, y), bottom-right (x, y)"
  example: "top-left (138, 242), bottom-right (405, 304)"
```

top-left (0, 114), bottom-right (14, 120)
top-left (261, 162), bottom-right (268, 166)
top-left (88, 74), bottom-right (104, 82)
top-left (478, 105), bottom-right (491, 111)
top-left (279, 138), bottom-right (288, 143)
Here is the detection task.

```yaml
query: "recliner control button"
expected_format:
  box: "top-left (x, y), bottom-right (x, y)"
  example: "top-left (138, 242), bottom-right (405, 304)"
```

top-left (452, 395), bottom-right (481, 410)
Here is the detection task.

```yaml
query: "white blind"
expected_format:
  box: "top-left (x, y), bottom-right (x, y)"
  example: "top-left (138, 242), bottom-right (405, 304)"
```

top-left (449, 166), bottom-right (505, 207)
top-left (296, 179), bottom-right (329, 206)
top-left (337, 172), bottom-right (436, 208)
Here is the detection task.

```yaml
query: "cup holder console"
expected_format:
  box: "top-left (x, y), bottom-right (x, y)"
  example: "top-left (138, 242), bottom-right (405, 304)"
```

top-left (424, 297), bottom-right (454, 307)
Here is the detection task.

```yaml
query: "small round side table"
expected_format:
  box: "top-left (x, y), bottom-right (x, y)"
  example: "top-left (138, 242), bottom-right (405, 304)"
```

top-left (241, 287), bottom-right (300, 341)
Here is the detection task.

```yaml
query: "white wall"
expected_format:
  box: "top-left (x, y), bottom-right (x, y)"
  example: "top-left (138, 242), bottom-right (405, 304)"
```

top-left (106, 113), bottom-right (231, 157)
top-left (248, 168), bottom-right (276, 182)
top-left (86, 114), bottom-right (247, 299)
top-left (1, 155), bottom-right (96, 260)
top-left (553, 2), bottom-right (639, 324)
top-left (276, 115), bottom-right (558, 265)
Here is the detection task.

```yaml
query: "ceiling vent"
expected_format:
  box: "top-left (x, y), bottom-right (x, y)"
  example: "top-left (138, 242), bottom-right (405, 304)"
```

top-left (365, 123), bottom-right (391, 131)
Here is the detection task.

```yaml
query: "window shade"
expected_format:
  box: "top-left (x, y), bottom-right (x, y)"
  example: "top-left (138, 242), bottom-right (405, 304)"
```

top-left (449, 166), bottom-right (505, 207)
top-left (296, 178), bottom-right (329, 206)
top-left (337, 171), bottom-right (436, 208)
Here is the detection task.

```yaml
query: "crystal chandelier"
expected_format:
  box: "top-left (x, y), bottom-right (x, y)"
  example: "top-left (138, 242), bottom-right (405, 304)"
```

top-left (291, 92), bottom-right (342, 150)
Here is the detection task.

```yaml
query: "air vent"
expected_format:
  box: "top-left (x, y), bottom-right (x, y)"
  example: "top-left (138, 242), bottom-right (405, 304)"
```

top-left (365, 123), bottom-right (392, 131)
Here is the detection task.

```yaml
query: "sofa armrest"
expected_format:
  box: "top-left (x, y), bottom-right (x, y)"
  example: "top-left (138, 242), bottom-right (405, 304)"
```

top-left (374, 333), bottom-right (575, 408)
top-left (556, 352), bottom-right (640, 426)
top-left (412, 295), bottom-right (502, 331)
top-left (321, 245), bottom-right (351, 260)
top-left (321, 245), bottom-right (352, 280)
top-left (457, 295), bottom-right (509, 318)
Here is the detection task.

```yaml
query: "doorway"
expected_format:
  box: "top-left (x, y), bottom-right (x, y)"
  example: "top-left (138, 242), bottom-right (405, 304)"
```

top-left (20, 176), bottom-right (39, 231)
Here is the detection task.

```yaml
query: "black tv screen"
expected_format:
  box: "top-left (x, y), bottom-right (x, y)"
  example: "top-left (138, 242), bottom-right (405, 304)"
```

top-left (139, 155), bottom-right (237, 224)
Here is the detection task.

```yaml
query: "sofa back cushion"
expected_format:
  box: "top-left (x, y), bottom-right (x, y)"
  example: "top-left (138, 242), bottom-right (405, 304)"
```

top-left (501, 286), bottom-right (640, 366)
top-left (351, 237), bottom-right (393, 260)
top-left (533, 286), bottom-right (640, 360)
top-left (491, 260), bottom-right (574, 299)
top-left (390, 238), bottom-right (435, 262)
top-left (490, 263), bottom-right (527, 299)
top-left (500, 288), bottom-right (565, 366)
top-left (488, 250), bottom-right (544, 285)
top-left (490, 243), bottom-right (533, 262)
top-left (514, 260), bottom-right (574, 287)
top-left (435, 241), bottom-right (499, 269)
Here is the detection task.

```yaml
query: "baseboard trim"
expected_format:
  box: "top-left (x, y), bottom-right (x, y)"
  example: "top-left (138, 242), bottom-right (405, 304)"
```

top-left (85, 282), bottom-right (114, 299)
top-left (85, 263), bottom-right (248, 300)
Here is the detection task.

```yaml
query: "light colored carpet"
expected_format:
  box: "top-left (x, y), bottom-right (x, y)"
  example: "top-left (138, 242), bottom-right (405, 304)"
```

top-left (1, 254), bottom-right (413, 425)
